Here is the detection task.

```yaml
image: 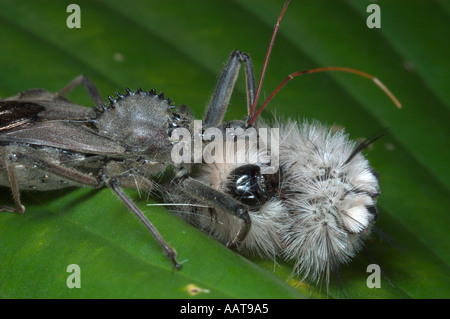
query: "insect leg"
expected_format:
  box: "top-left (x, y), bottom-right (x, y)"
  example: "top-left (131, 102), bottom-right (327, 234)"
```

top-left (0, 164), bottom-right (25, 214)
top-left (180, 177), bottom-right (251, 249)
top-left (1, 152), bottom-right (100, 214)
top-left (20, 154), bottom-right (100, 187)
top-left (56, 75), bottom-right (103, 108)
top-left (108, 178), bottom-right (182, 270)
top-left (204, 50), bottom-right (256, 127)
top-left (113, 174), bottom-right (155, 200)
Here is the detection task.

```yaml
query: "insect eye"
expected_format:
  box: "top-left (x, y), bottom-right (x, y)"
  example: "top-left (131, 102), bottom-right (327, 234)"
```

top-left (227, 164), bottom-right (269, 209)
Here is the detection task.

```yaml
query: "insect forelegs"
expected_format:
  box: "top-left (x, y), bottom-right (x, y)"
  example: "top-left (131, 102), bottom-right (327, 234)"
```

top-left (180, 177), bottom-right (251, 250)
top-left (204, 50), bottom-right (256, 127)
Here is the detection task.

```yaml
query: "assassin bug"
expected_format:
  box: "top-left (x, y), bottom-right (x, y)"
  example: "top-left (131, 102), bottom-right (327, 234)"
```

top-left (0, 0), bottom-right (400, 289)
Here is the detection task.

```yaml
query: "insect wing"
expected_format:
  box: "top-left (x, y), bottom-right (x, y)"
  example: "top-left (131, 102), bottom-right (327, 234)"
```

top-left (0, 88), bottom-right (97, 125)
top-left (0, 100), bottom-right (45, 132)
top-left (0, 120), bottom-right (125, 155)
top-left (0, 89), bottom-right (125, 155)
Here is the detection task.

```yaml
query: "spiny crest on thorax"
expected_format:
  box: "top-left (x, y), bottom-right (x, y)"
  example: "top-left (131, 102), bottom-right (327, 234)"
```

top-left (93, 87), bottom-right (174, 116)
top-left (91, 88), bottom-right (176, 152)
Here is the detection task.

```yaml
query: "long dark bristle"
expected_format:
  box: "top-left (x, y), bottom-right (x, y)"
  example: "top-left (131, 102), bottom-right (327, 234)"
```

top-left (345, 128), bottom-right (390, 164)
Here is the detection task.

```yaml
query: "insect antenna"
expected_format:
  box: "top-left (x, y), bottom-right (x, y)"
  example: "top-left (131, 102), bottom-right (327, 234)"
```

top-left (249, 68), bottom-right (402, 126)
top-left (246, 2), bottom-right (402, 126)
top-left (250, 0), bottom-right (291, 118)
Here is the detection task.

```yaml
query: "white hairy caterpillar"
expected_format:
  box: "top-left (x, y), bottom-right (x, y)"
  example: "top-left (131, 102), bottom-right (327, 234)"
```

top-left (276, 120), bottom-right (380, 283)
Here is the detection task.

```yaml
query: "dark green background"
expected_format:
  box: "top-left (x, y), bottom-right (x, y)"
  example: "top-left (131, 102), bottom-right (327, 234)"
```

top-left (0, 0), bottom-right (448, 298)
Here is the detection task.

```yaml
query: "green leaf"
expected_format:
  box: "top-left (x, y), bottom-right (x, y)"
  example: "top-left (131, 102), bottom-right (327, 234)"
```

top-left (0, 0), bottom-right (448, 299)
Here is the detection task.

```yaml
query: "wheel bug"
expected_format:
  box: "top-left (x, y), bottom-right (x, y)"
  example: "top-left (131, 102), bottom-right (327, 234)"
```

top-left (0, 0), bottom-right (400, 290)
